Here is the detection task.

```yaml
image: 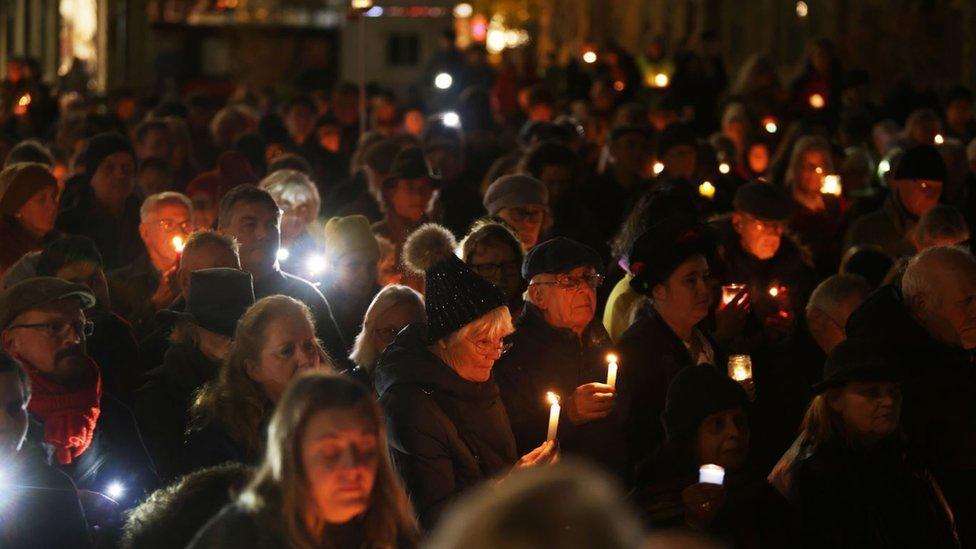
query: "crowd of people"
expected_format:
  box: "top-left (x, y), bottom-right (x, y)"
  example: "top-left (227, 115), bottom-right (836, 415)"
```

top-left (1, 31), bottom-right (976, 547)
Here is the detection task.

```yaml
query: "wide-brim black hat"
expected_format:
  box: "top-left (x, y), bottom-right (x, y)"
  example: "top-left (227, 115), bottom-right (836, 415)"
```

top-left (384, 147), bottom-right (442, 187)
top-left (629, 216), bottom-right (716, 295)
top-left (157, 268), bottom-right (255, 337)
top-left (812, 337), bottom-right (904, 393)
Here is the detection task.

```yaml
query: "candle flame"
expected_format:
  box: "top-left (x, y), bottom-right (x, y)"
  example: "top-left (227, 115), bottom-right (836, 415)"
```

top-left (606, 353), bottom-right (618, 364)
top-left (653, 72), bottom-right (670, 88)
top-left (934, 134), bottom-right (945, 145)
top-left (171, 235), bottom-right (186, 253)
top-left (768, 286), bottom-right (779, 297)
top-left (820, 174), bottom-right (842, 196)
top-left (718, 162), bottom-right (731, 174)
top-left (14, 93), bottom-right (31, 115)
top-left (546, 391), bottom-right (560, 405)
top-left (698, 180), bottom-right (716, 199)
top-left (652, 162), bottom-right (664, 175)
top-left (809, 93), bottom-right (825, 109)
top-left (763, 116), bottom-right (778, 134)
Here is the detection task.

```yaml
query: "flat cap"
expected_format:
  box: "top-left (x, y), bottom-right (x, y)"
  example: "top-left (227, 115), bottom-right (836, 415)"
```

top-left (0, 277), bottom-right (95, 331)
top-left (522, 237), bottom-right (602, 281)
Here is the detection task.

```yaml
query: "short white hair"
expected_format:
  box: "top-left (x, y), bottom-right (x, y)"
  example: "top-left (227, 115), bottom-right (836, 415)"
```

top-left (349, 285), bottom-right (425, 371)
top-left (806, 274), bottom-right (870, 319)
top-left (902, 246), bottom-right (976, 312)
top-left (140, 191), bottom-right (192, 222)
top-left (259, 169), bottom-right (320, 223)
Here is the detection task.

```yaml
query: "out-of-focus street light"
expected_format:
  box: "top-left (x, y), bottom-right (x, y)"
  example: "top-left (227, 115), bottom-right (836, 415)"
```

top-left (434, 72), bottom-right (453, 90)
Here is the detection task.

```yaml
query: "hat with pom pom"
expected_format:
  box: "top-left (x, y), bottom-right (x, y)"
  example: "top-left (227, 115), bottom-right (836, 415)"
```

top-left (403, 223), bottom-right (507, 342)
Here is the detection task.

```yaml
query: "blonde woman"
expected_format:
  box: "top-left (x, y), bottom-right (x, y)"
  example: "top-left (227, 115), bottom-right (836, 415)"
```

top-left (348, 284), bottom-right (425, 388)
top-left (185, 295), bottom-right (331, 471)
top-left (374, 224), bottom-right (557, 530)
top-left (784, 135), bottom-right (842, 273)
top-left (769, 339), bottom-right (957, 547)
top-left (189, 372), bottom-right (419, 549)
top-left (259, 169), bottom-right (323, 278)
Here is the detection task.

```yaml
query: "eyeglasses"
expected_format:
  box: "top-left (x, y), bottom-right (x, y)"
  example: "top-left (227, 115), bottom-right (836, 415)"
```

top-left (6, 319), bottom-right (94, 338)
top-left (504, 207), bottom-right (546, 224)
top-left (471, 337), bottom-right (513, 356)
top-left (530, 273), bottom-right (604, 290)
top-left (149, 219), bottom-right (192, 233)
top-left (470, 260), bottom-right (521, 279)
top-left (744, 215), bottom-right (786, 236)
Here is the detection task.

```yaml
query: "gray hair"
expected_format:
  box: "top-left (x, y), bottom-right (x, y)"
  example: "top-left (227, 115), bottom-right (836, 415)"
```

top-left (903, 246), bottom-right (976, 313)
top-left (349, 285), bottom-right (425, 372)
top-left (806, 274), bottom-right (871, 319)
top-left (140, 191), bottom-right (193, 222)
top-left (915, 205), bottom-right (970, 250)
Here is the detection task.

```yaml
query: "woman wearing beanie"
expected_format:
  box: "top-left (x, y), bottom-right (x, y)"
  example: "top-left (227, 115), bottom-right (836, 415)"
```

top-left (769, 339), bottom-right (958, 548)
top-left (616, 216), bottom-right (748, 470)
top-left (55, 132), bottom-right (144, 269)
top-left (631, 364), bottom-right (788, 546)
top-left (373, 223), bottom-right (557, 531)
top-left (0, 162), bottom-right (60, 276)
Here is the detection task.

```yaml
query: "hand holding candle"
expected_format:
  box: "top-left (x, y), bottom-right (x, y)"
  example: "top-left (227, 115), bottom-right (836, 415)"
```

top-left (699, 464), bottom-right (725, 485)
top-left (546, 392), bottom-right (561, 441)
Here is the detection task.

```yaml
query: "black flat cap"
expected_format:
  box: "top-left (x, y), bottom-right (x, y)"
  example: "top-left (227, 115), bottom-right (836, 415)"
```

top-left (733, 181), bottom-right (794, 221)
top-left (522, 237), bottom-right (603, 281)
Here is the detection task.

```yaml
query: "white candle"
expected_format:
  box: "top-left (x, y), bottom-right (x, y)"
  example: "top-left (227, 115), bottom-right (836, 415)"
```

top-left (728, 355), bottom-right (753, 381)
top-left (546, 392), bottom-right (560, 441)
top-left (606, 354), bottom-right (618, 389)
top-left (699, 464), bottom-right (725, 485)
top-left (171, 235), bottom-right (186, 253)
top-left (820, 174), bottom-right (842, 196)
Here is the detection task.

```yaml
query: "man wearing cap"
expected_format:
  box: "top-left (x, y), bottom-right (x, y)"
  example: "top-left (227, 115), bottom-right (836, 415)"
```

top-left (0, 277), bottom-right (158, 507)
top-left (713, 181), bottom-right (816, 334)
top-left (845, 144), bottom-right (946, 259)
top-left (483, 174), bottom-right (550, 250)
top-left (135, 268), bottom-right (254, 479)
top-left (494, 237), bottom-right (628, 478)
top-left (847, 246), bottom-right (976, 543)
top-left (322, 215), bottom-right (381, 345)
top-left (56, 132), bottom-right (144, 269)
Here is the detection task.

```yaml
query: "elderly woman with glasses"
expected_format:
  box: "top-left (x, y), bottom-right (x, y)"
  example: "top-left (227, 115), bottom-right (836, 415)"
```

top-left (494, 237), bottom-right (630, 480)
top-left (373, 224), bottom-right (557, 530)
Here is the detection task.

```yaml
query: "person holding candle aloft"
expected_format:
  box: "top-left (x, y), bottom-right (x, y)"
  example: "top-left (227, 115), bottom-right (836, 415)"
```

top-left (373, 224), bottom-right (557, 531)
top-left (631, 364), bottom-right (788, 545)
top-left (769, 339), bottom-right (958, 548)
top-left (494, 237), bottom-right (629, 480)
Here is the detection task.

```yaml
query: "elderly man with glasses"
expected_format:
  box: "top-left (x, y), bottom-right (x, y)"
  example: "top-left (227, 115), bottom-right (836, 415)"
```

top-left (494, 237), bottom-right (629, 480)
top-left (108, 191), bottom-right (193, 336)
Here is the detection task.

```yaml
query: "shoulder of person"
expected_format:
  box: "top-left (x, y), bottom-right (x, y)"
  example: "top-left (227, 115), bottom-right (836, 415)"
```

top-left (187, 502), bottom-right (273, 548)
top-left (381, 384), bottom-right (453, 443)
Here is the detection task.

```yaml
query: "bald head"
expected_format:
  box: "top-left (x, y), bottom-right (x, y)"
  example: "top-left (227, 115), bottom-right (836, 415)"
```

top-left (806, 274), bottom-right (871, 353)
top-left (903, 246), bottom-right (976, 349)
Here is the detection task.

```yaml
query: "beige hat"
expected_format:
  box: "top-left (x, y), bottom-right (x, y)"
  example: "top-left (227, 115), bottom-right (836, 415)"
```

top-left (324, 215), bottom-right (381, 260)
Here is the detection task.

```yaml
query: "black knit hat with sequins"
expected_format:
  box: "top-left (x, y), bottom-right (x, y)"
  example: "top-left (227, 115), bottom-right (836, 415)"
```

top-left (403, 223), bottom-right (508, 343)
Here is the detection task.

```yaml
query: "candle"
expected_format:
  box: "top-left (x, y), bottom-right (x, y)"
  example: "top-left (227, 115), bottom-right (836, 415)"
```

top-left (699, 464), bottom-right (725, 485)
top-left (820, 174), bottom-right (842, 196)
top-left (652, 161), bottom-right (664, 175)
top-left (698, 181), bottom-right (716, 200)
top-left (171, 235), bottom-right (186, 253)
top-left (809, 93), bottom-right (825, 109)
top-left (653, 72), bottom-right (670, 88)
top-left (762, 116), bottom-right (778, 134)
top-left (546, 392), bottom-right (561, 441)
top-left (606, 354), bottom-right (618, 389)
top-left (728, 355), bottom-right (753, 381)
top-left (14, 93), bottom-right (31, 115)
top-left (934, 133), bottom-right (945, 145)
top-left (768, 285), bottom-right (780, 298)
top-left (721, 283), bottom-right (746, 308)
top-left (718, 162), bottom-right (731, 174)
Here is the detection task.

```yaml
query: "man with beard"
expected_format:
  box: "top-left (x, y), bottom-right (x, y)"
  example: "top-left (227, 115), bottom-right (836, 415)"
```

top-left (216, 185), bottom-right (348, 364)
top-left (0, 277), bottom-right (158, 511)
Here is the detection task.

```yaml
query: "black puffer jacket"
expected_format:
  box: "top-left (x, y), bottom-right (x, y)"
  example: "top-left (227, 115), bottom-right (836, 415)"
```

top-left (374, 324), bottom-right (517, 530)
top-left (494, 304), bottom-right (628, 480)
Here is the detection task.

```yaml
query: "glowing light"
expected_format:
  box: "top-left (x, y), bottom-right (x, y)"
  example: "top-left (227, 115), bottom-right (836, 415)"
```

top-left (453, 3), bottom-right (473, 18)
top-left (934, 134), bottom-right (945, 145)
top-left (277, 248), bottom-right (290, 262)
top-left (728, 355), bottom-right (753, 382)
top-left (364, 5), bottom-right (383, 16)
top-left (795, 1), bottom-right (809, 18)
top-left (820, 174), bottom-right (842, 196)
top-left (582, 51), bottom-right (597, 64)
top-left (613, 80), bottom-right (625, 92)
top-left (653, 73), bottom-right (670, 88)
top-left (769, 286), bottom-right (780, 298)
top-left (719, 162), bottom-right (731, 174)
top-left (171, 236), bottom-right (185, 253)
top-left (306, 255), bottom-right (327, 276)
top-left (106, 481), bottom-right (126, 500)
top-left (699, 464), bottom-right (725, 485)
top-left (486, 29), bottom-right (506, 53)
top-left (442, 111), bottom-right (461, 128)
top-left (434, 72), bottom-right (453, 90)
top-left (605, 354), bottom-right (618, 388)
top-left (653, 162), bottom-right (665, 175)
top-left (878, 159), bottom-right (891, 176)
top-left (14, 94), bottom-right (31, 116)
top-left (763, 117), bottom-right (778, 134)
top-left (546, 391), bottom-right (561, 441)
top-left (698, 181), bottom-right (716, 200)
top-left (809, 93), bottom-right (825, 109)
top-left (350, 0), bottom-right (373, 9)
top-left (722, 284), bottom-right (747, 307)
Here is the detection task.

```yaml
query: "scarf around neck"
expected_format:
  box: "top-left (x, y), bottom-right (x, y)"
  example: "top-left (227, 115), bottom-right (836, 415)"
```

top-left (24, 357), bottom-right (102, 465)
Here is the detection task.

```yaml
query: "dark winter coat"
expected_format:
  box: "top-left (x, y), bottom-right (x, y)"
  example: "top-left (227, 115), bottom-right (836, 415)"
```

top-left (846, 285), bottom-right (976, 544)
top-left (86, 308), bottom-right (141, 404)
top-left (789, 192), bottom-right (844, 276)
top-left (616, 303), bottom-right (724, 474)
top-left (134, 343), bottom-right (219, 480)
top-left (843, 193), bottom-right (917, 260)
top-left (792, 436), bottom-right (958, 548)
top-left (107, 252), bottom-right (162, 338)
top-left (324, 283), bottom-right (379, 353)
top-left (374, 324), bottom-right (518, 530)
top-left (253, 268), bottom-right (350, 368)
top-left (494, 304), bottom-right (629, 479)
top-left (183, 416), bottom-right (258, 474)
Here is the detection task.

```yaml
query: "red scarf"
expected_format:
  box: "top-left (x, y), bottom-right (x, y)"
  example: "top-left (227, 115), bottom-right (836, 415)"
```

top-left (24, 357), bottom-right (102, 465)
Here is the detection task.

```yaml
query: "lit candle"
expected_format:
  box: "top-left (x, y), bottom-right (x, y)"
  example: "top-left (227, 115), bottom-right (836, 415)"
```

top-left (171, 235), bottom-right (186, 253)
top-left (762, 116), bottom-right (778, 134)
top-left (14, 93), bottom-right (31, 115)
top-left (606, 354), bottom-right (618, 388)
top-left (546, 392), bottom-right (561, 441)
top-left (698, 181), bottom-right (716, 200)
top-left (728, 355), bottom-right (753, 381)
top-left (809, 93), bottom-right (826, 109)
top-left (652, 161), bottom-right (664, 175)
top-left (721, 284), bottom-right (746, 308)
top-left (768, 286), bottom-right (780, 298)
top-left (718, 162), bottom-right (731, 174)
top-left (820, 174), bottom-right (842, 196)
top-left (653, 72), bottom-right (670, 88)
top-left (934, 134), bottom-right (945, 145)
top-left (699, 464), bottom-right (725, 485)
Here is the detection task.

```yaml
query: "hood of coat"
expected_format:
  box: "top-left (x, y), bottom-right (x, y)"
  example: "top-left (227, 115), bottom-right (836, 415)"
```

top-left (373, 323), bottom-right (502, 402)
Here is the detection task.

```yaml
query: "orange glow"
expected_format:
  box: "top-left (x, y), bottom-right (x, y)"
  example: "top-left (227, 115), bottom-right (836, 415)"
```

top-left (14, 93), bottom-right (31, 115)
top-left (172, 235), bottom-right (186, 253)
top-left (809, 93), bottom-right (825, 109)
top-left (546, 391), bottom-right (560, 406)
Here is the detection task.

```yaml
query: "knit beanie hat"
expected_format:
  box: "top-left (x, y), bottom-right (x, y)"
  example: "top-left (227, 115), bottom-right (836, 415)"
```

top-left (324, 215), bottom-right (381, 260)
top-left (81, 132), bottom-right (135, 180)
top-left (403, 223), bottom-right (507, 343)
top-left (0, 162), bottom-right (56, 216)
top-left (661, 364), bottom-right (749, 442)
top-left (483, 174), bottom-right (549, 217)
top-left (893, 144), bottom-right (947, 182)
